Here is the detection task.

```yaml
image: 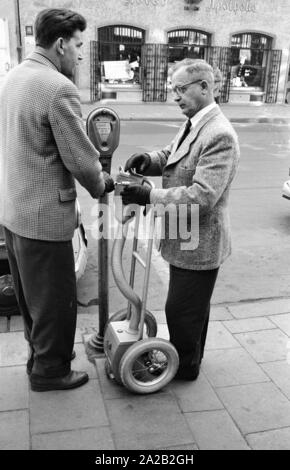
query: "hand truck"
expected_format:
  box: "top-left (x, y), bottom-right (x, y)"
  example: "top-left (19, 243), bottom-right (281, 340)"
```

top-left (103, 169), bottom-right (179, 394)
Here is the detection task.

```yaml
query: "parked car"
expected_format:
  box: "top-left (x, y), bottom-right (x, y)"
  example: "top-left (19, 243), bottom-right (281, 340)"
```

top-left (0, 201), bottom-right (87, 315)
top-left (282, 179), bottom-right (290, 200)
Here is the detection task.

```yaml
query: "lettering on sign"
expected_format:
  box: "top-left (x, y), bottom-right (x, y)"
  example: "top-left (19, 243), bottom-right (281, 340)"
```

top-left (123, 0), bottom-right (168, 6)
top-left (206, 0), bottom-right (257, 14)
top-left (184, 0), bottom-right (202, 11)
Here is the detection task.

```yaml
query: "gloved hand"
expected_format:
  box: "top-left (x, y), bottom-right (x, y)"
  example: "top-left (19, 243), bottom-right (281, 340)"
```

top-left (103, 171), bottom-right (115, 194)
top-left (124, 153), bottom-right (151, 174)
top-left (121, 184), bottom-right (151, 206)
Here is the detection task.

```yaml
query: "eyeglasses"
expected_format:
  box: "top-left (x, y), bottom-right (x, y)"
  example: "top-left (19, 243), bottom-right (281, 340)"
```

top-left (171, 79), bottom-right (203, 96)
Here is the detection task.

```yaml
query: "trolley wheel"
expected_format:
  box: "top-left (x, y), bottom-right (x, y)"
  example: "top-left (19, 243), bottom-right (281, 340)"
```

top-left (105, 308), bottom-right (157, 337)
top-left (119, 338), bottom-right (179, 394)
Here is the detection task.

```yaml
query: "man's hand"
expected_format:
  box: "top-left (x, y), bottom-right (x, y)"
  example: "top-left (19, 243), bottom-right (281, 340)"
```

top-left (121, 184), bottom-right (151, 206)
top-left (103, 171), bottom-right (115, 194)
top-left (124, 153), bottom-right (151, 174)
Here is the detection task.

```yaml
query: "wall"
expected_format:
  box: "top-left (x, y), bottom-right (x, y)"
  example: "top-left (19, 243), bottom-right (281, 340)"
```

top-left (7, 0), bottom-right (290, 101)
top-left (0, 0), bottom-right (18, 68)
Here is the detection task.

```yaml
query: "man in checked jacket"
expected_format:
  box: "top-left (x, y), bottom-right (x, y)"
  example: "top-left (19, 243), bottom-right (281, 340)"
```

top-left (0, 9), bottom-right (114, 391)
top-left (122, 59), bottom-right (239, 381)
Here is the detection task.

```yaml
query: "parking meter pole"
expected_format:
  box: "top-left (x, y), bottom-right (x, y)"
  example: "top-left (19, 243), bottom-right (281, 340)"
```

top-left (86, 108), bottom-right (120, 353)
top-left (89, 192), bottom-right (109, 352)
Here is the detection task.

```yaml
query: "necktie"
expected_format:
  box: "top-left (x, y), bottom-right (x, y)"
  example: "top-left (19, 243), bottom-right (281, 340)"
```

top-left (177, 119), bottom-right (191, 149)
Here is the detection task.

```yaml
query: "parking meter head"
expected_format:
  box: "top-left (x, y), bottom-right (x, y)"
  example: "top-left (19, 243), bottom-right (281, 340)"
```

top-left (86, 107), bottom-right (120, 174)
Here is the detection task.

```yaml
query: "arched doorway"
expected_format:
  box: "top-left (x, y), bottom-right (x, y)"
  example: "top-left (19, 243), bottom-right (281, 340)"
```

top-left (167, 29), bottom-right (211, 67)
top-left (99, 25), bottom-right (145, 86)
top-left (230, 33), bottom-right (272, 88)
top-left (229, 32), bottom-right (281, 103)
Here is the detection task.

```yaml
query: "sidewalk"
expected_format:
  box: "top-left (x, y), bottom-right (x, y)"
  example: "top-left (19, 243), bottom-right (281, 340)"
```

top-left (81, 97), bottom-right (290, 124)
top-left (1, 296), bottom-right (290, 450)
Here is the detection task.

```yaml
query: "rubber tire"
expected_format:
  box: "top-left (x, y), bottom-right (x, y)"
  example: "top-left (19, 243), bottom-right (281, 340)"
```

top-left (119, 338), bottom-right (179, 394)
top-left (104, 308), bottom-right (157, 337)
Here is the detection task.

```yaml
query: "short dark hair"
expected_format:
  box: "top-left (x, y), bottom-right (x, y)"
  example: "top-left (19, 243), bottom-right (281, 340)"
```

top-left (35, 8), bottom-right (87, 48)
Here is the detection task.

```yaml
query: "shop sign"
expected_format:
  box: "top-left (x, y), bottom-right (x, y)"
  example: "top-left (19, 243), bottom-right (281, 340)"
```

top-left (206, 0), bottom-right (257, 14)
top-left (123, 0), bottom-right (168, 6)
top-left (25, 25), bottom-right (33, 36)
top-left (184, 0), bottom-right (202, 11)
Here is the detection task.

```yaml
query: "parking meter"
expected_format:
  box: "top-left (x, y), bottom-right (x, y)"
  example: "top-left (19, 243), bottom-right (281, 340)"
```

top-left (86, 107), bottom-right (120, 352)
top-left (86, 107), bottom-right (120, 174)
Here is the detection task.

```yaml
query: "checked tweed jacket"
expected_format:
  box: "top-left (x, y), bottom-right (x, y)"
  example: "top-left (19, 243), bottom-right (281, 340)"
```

top-left (0, 52), bottom-right (105, 241)
top-left (146, 106), bottom-right (240, 270)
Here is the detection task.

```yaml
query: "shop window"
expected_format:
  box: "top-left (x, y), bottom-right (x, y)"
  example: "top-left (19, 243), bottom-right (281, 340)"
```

top-left (98, 25), bottom-right (145, 85)
top-left (168, 29), bottom-right (211, 65)
top-left (230, 33), bottom-right (272, 88)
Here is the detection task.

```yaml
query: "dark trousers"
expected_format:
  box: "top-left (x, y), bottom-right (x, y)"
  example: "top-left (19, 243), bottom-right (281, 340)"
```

top-left (165, 265), bottom-right (219, 374)
top-left (4, 228), bottom-right (77, 377)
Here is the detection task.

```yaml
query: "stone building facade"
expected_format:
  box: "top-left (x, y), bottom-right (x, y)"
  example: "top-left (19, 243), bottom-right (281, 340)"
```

top-left (1, 0), bottom-right (290, 103)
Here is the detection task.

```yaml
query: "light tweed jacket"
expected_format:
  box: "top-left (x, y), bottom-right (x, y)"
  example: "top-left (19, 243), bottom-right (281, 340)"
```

top-left (0, 52), bottom-right (105, 241)
top-left (146, 105), bottom-right (240, 270)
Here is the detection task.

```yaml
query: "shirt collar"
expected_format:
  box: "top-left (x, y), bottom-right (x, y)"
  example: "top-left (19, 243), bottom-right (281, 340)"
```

top-left (189, 102), bottom-right (217, 129)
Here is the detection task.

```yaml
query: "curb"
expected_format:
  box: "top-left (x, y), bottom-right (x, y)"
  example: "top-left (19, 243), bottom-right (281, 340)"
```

top-left (83, 116), bottom-right (290, 124)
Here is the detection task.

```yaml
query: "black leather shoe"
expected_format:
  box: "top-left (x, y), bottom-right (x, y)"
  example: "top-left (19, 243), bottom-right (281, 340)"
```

top-left (30, 370), bottom-right (89, 392)
top-left (26, 350), bottom-right (76, 375)
top-left (174, 364), bottom-right (200, 381)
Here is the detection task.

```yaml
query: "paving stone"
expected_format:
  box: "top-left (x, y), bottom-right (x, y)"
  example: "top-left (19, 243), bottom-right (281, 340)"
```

top-left (73, 343), bottom-right (98, 378)
top-left (246, 428), bottom-right (290, 450)
top-left (95, 358), bottom-right (134, 400)
top-left (74, 328), bottom-right (83, 343)
top-left (76, 312), bottom-right (99, 330)
top-left (216, 382), bottom-right (290, 434)
top-left (0, 410), bottom-right (29, 450)
top-left (0, 332), bottom-right (27, 366)
top-left (269, 313), bottom-right (290, 336)
top-left (234, 329), bottom-right (289, 363)
top-left (261, 361), bottom-right (290, 400)
top-left (32, 426), bottom-right (115, 450)
top-left (169, 372), bottom-right (223, 412)
top-left (0, 366), bottom-right (29, 411)
top-left (160, 444), bottom-right (198, 451)
top-left (205, 322), bottom-right (241, 350)
top-left (30, 378), bottom-right (108, 434)
top-left (185, 410), bottom-right (250, 450)
top-left (157, 323), bottom-right (169, 340)
top-left (202, 349), bottom-right (270, 387)
top-left (223, 317), bottom-right (275, 334)
top-left (210, 306), bottom-right (234, 321)
top-left (0, 317), bottom-right (8, 333)
top-left (151, 310), bottom-right (167, 324)
top-left (228, 299), bottom-right (290, 319)
top-left (9, 316), bottom-right (24, 332)
top-left (106, 394), bottom-right (195, 450)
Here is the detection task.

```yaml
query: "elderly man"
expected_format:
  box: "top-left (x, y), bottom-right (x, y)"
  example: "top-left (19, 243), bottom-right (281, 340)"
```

top-left (0, 9), bottom-right (114, 391)
top-left (121, 59), bottom-right (239, 380)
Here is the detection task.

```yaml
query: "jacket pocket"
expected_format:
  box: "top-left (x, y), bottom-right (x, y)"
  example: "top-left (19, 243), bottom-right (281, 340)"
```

top-left (58, 188), bottom-right (77, 202)
top-left (178, 167), bottom-right (195, 187)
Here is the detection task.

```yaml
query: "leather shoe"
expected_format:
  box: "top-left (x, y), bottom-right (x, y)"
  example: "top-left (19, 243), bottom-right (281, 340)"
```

top-left (174, 364), bottom-right (200, 381)
top-left (30, 370), bottom-right (89, 392)
top-left (26, 350), bottom-right (77, 375)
